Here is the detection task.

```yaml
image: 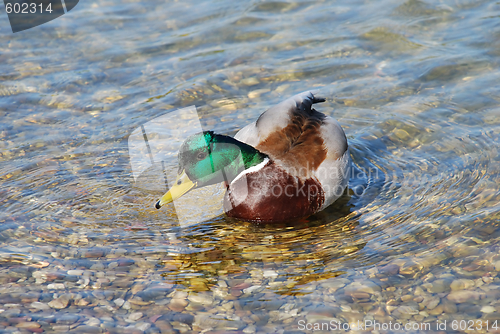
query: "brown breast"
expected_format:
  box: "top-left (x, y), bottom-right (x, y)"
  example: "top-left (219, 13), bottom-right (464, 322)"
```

top-left (223, 161), bottom-right (325, 223)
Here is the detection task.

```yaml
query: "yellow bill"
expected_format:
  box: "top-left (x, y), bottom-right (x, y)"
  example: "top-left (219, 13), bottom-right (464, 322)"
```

top-left (155, 170), bottom-right (196, 209)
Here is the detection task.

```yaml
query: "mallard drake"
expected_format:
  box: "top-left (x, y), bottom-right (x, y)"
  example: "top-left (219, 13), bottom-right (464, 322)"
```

top-left (155, 91), bottom-right (350, 223)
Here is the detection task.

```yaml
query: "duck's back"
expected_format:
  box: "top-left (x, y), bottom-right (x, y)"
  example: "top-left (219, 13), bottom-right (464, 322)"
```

top-left (235, 91), bottom-right (348, 176)
top-left (228, 91), bottom-right (350, 222)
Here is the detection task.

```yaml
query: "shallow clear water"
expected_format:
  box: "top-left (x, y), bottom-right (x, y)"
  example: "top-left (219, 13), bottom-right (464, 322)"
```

top-left (1, 0), bottom-right (500, 333)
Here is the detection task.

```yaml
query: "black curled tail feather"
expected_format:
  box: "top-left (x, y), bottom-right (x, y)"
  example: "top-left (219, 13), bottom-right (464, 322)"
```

top-left (297, 92), bottom-right (326, 114)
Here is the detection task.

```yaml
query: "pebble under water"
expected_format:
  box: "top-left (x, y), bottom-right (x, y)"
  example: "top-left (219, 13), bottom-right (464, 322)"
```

top-left (1, 0), bottom-right (500, 333)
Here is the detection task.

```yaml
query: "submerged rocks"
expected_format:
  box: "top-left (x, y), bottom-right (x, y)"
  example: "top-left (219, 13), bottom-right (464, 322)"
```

top-left (2, 4), bottom-right (500, 334)
top-left (425, 279), bottom-right (452, 293)
top-left (169, 298), bottom-right (188, 312)
top-left (30, 301), bottom-right (50, 310)
top-left (344, 281), bottom-right (381, 299)
top-left (481, 305), bottom-right (496, 314)
top-left (447, 290), bottom-right (481, 303)
top-left (188, 292), bottom-right (214, 306)
top-left (450, 279), bottom-right (475, 291)
top-left (48, 294), bottom-right (71, 309)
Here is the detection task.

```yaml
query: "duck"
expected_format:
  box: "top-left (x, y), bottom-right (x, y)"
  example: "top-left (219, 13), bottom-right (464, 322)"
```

top-left (155, 91), bottom-right (350, 223)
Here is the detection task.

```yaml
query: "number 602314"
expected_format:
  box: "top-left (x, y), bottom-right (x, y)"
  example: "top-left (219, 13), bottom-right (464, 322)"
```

top-left (5, 2), bottom-right (53, 14)
top-left (451, 320), bottom-right (498, 331)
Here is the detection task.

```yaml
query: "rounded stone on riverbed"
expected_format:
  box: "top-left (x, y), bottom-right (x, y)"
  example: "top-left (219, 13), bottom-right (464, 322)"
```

top-left (169, 298), bottom-right (188, 312)
top-left (428, 304), bottom-right (444, 316)
top-left (155, 320), bottom-right (174, 333)
top-left (344, 281), bottom-right (381, 298)
top-left (67, 269), bottom-right (83, 276)
top-left (447, 290), bottom-right (481, 303)
top-left (127, 312), bottom-right (143, 322)
top-left (56, 314), bottom-right (80, 325)
top-left (426, 279), bottom-right (451, 293)
top-left (450, 279), bottom-right (475, 291)
top-left (425, 296), bottom-right (440, 310)
top-left (188, 292), bottom-right (214, 306)
top-left (321, 279), bottom-right (348, 292)
top-left (15, 322), bottom-right (41, 331)
top-left (114, 298), bottom-right (125, 307)
top-left (442, 299), bottom-right (458, 314)
top-left (243, 324), bottom-right (257, 333)
top-left (73, 325), bottom-right (103, 334)
top-left (481, 305), bottom-right (496, 314)
top-left (47, 283), bottom-right (66, 290)
top-left (30, 301), bottom-right (50, 310)
top-left (48, 294), bottom-right (71, 309)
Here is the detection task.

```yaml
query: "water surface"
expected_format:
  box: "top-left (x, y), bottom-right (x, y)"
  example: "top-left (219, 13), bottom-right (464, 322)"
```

top-left (1, 0), bottom-right (500, 333)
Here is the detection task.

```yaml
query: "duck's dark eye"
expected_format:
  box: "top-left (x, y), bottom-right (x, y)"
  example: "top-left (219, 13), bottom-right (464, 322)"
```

top-left (197, 151), bottom-right (207, 160)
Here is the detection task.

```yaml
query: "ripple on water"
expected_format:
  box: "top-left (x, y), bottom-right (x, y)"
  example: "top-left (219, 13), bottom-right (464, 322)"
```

top-left (1, 92), bottom-right (500, 333)
top-left (1, 0), bottom-right (500, 331)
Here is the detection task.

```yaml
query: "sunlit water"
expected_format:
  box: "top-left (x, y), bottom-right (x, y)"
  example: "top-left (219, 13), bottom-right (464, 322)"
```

top-left (1, 0), bottom-right (500, 333)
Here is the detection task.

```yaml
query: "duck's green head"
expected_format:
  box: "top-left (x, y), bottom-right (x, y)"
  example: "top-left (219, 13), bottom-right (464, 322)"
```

top-left (155, 131), bottom-right (266, 209)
